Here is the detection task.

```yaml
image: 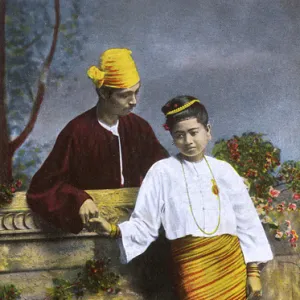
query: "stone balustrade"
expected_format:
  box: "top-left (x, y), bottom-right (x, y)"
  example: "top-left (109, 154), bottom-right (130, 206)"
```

top-left (0, 190), bottom-right (299, 299)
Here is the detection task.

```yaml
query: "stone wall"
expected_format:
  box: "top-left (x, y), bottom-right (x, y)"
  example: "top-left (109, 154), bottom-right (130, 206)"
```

top-left (0, 190), bottom-right (299, 299)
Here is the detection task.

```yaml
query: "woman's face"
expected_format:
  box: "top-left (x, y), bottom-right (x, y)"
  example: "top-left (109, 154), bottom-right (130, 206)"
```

top-left (172, 117), bottom-right (211, 162)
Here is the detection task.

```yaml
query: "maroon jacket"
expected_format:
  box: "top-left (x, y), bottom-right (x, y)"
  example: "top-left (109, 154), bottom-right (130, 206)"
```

top-left (27, 107), bottom-right (168, 233)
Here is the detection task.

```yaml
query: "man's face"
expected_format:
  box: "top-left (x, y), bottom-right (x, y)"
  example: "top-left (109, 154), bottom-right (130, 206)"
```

top-left (106, 82), bottom-right (141, 116)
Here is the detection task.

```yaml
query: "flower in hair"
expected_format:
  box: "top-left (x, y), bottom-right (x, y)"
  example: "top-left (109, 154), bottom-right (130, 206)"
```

top-left (163, 123), bottom-right (170, 131)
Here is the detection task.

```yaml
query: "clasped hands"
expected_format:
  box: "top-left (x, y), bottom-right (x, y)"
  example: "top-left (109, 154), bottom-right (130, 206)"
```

top-left (79, 199), bottom-right (111, 235)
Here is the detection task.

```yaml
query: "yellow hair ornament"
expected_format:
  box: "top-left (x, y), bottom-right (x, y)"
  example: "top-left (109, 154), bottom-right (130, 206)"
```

top-left (87, 48), bottom-right (140, 89)
top-left (166, 99), bottom-right (201, 116)
top-left (87, 66), bottom-right (105, 88)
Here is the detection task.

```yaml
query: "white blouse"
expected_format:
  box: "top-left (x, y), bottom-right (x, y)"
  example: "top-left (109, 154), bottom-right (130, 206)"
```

top-left (118, 155), bottom-right (273, 264)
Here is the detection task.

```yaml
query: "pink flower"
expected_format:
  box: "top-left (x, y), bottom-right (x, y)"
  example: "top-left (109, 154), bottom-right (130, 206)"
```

top-left (10, 187), bottom-right (16, 193)
top-left (288, 203), bottom-right (297, 211)
top-left (267, 198), bottom-right (273, 203)
top-left (285, 220), bottom-right (291, 227)
top-left (269, 186), bottom-right (280, 198)
top-left (275, 231), bottom-right (283, 239)
top-left (292, 193), bottom-right (300, 201)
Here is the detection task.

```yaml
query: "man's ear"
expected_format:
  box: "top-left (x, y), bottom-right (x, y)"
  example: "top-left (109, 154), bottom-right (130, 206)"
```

top-left (96, 87), bottom-right (107, 100)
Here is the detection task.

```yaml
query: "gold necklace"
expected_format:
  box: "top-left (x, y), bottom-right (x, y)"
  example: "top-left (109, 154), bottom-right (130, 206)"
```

top-left (180, 156), bottom-right (221, 235)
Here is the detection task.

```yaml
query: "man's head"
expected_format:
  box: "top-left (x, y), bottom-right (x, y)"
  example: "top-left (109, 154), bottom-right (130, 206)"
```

top-left (87, 48), bottom-right (141, 117)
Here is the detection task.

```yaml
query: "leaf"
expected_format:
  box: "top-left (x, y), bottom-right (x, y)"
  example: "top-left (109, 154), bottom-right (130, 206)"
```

top-left (268, 223), bottom-right (279, 229)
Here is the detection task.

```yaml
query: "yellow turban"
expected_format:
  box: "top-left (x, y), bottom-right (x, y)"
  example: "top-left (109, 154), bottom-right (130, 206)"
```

top-left (87, 48), bottom-right (140, 89)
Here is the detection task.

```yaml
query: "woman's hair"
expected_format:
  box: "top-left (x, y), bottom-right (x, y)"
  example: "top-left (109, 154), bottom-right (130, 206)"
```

top-left (161, 95), bottom-right (209, 131)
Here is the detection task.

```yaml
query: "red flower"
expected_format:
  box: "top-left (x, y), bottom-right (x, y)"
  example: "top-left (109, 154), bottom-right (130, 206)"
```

top-left (163, 123), bottom-right (170, 131)
top-left (288, 203), bottom-right (297, 211)
top-left (11, 187), bottom-right (16, 193)
top-left (269, 187), bottom-right (280, 198)
top-left (16, 180), bottom-right (22, 188)
top-left (292, 193), bottom-right (300, 201)
top-left (231, 143), bottom-right (238, 150)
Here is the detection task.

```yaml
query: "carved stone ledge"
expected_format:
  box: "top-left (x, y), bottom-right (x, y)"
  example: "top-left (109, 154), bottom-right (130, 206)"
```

top-left (0, 188), bottom-right (139, 241)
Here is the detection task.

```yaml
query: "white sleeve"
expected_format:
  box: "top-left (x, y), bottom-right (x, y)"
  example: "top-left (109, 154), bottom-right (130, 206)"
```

top-left (117, 165), bottom-right (163, 263)
top-left (226, 164), bottom-right (273, 264)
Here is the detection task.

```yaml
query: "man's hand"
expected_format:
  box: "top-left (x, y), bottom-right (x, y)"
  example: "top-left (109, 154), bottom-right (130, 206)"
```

top-left (247, 276), bottom-right (262, 299)
top-left (79, 199), bottom-right (99, 226)
top-left (88, 217), bottom-right (112, 236)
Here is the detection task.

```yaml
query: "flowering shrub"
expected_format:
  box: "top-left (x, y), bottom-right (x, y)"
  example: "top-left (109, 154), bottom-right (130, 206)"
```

top-left (278, 161), bottom-right (300, 194)
top-left (212, 132), bottom-right (280, 198)
top-left (212, 132), bottom-right (299, 248)
top-left (0, 180), bottom-right (22, 207)
top-left (46, 258), bottom-right (120, 299)
top-left (0, 284), bottom-right (21, 300)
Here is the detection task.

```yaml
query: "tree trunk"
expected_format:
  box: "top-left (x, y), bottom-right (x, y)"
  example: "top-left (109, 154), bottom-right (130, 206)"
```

top-left (0, 0), bottom-right (61, 186)
top-left (0, 0), bottom-right (12, 184)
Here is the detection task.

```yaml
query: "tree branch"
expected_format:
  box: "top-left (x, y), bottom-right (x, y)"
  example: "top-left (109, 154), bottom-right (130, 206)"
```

top-left (10, 0), bottom-right (60, 154)
top-left (22, 29), bottom-right (48, 51)
top-left (25, 81), bottom-right (34, 101)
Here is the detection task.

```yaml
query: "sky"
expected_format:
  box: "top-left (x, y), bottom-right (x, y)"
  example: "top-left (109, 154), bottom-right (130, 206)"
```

top-left (29, 0), bottom-right (300, 162)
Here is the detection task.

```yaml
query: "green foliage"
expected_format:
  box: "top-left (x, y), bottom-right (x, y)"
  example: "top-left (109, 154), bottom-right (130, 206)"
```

top-left (0, 180), bottom-right (22, 207)
top-left (46, 259), bottom-right (120, 299)
top-left (46, 279), bottom-right (73, 300)
top-left (81, 259), bottom-right (120, 294)
top-left (13, 140), bottom-right (51, 189)
top-left (0, 284), bottom-right (21, 300)
top-left (278, 160), bottom-right (300, 193)
top-left (212, 132), bottom-right (280, 198)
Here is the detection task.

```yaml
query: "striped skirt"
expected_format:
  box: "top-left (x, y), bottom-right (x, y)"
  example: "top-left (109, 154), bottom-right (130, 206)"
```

top-left (170, 234), bottom-right (247, 300)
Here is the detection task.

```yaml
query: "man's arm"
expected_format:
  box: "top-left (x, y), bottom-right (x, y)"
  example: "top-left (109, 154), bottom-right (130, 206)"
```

top-left (26, 127), bottom-right (98, 234)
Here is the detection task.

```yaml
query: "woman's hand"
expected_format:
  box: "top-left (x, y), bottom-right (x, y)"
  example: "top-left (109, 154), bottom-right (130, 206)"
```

top-left (247, 276), bottom-right (262, 299)
top-left (88, 216), bottom-right (112, 236)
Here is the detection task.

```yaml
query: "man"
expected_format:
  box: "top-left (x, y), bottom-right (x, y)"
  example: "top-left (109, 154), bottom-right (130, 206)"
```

top-left (26, 48), bottom-right (168, 234)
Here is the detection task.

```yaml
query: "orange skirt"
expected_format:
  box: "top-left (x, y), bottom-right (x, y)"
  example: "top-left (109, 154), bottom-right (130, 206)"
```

top-left (171, 234), bottom-right (247, 300)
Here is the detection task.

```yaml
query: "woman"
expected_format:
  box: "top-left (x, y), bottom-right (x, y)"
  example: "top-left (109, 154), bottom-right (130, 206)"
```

top-left (89, 95), bottom-right (273, 299)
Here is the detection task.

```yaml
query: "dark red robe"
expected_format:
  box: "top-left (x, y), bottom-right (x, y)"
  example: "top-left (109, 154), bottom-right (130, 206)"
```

top-left (27, 107), bottom-right (168, 233)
